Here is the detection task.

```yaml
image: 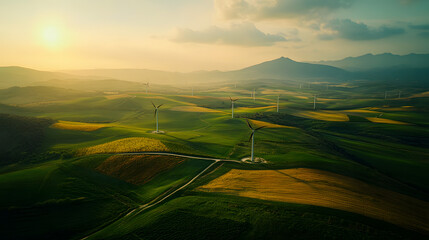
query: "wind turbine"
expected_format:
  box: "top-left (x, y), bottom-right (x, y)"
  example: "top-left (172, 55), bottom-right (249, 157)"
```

top-left (384, 91), bottom-right (388, 100)
top-left (313, 95), bottom-right (317, 110)
top-left (253, 88), bottom-right (256, 102)
top-left (398, 90), bottom-right (401, 99)
top-left (246, 119), bottom-right (265, 163)
top-left (276, 95), bottom-right (280, 113)
top-left (230, 97), bottom-right (238, 118)
top-left (151, 101), bottom-right (163, 133)
top-left (144, 82), bottom-right (150, 94)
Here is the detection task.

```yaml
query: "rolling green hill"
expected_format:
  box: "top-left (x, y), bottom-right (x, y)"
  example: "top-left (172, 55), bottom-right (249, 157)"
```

top-left (0, 86), bottom-right (94, 105)
top-left (0, 64), bottom-right (428, 239)
top-left (0, 66), bottom-right (72, 89)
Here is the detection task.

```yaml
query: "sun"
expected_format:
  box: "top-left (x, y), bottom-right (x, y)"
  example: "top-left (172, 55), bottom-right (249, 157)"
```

top-left (42, 26), bottom-right (61, 48)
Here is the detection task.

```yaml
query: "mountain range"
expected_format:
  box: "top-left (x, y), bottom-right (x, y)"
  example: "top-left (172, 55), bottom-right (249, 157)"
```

top-left (314, 53), bottom-right (429, 71)
top-left (1, 53), bottom-right (428, 90)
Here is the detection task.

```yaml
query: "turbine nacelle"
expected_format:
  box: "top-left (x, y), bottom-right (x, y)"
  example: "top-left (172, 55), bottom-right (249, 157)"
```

top-left (246, 119), bottom-right (265, 134)
top-left (152, 101), bottom-right (163, 110)
top-left (229, 96), bottom-right (238, 102)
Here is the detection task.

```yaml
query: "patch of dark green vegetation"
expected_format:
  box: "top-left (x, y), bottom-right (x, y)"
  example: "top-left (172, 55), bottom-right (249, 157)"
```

top-left (94, 194), bottom-right (427, 240)
top-left (0, 113), bottom-right (56, 165)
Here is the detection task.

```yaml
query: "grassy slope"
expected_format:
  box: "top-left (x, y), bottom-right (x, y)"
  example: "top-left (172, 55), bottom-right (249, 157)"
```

top-left (0, 154), bottom-right (211, 240)
top-left (1, 82), bottom-right (428, 239)
top-left (88, 193), bottom-right (426, 240)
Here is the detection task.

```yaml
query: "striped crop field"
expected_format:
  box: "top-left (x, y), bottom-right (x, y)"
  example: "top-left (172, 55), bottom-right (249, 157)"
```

top-left (96, 155), bottom-right (185, 185)
top-left (197, 168), bottom-right (429, 233)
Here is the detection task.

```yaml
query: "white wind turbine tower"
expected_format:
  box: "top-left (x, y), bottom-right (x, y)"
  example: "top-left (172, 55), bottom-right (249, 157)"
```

top-left (398, 90), bottom-right (401, 99)
top-left (230, 97), bottom-right (238, 118)
top-left (144, 82), bottom-right (150, 94)
top-left (151, 101), bottom-right (163, 133)
top-left (384, 91), bottom-right (388, 100)
top-left (246, 119), bottom-right (265, 163)
top-left (276, 95), bottom-right (280, 113)
top-left (313, 95), bottom-right (317, 110)
top-left (253, 88), bottom-right (256, 102)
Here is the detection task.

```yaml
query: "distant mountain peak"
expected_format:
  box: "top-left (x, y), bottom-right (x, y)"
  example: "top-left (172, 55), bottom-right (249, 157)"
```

top-left (272, 56), bottom-right (295, 63)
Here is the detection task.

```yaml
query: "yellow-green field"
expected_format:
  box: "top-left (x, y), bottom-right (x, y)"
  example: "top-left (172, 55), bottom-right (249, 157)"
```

top-left (236, 105), bottom-right (276, 112)
top-left (342, 109), bottom-right (380, 114)
top-left (51, 120), bottom-right (108, 131)
top-left (249, 119), bottom-right (296, 129)
top-left (170, 106), bottom-right (225, 113)
top-left (198, 168), bottom-right (429, 233)
top-left (78, 137), bottom-right (168, 155)
top-left (366, 117), bottom-right (410, 125)
top-left (410, 91), bottom-right (429, 98)
top-left (104, 94), bottom-right (134, 99)
top-left (291, 110), bottom-right (350, 122)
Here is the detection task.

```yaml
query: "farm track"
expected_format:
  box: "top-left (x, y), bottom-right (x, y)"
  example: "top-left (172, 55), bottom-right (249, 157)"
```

top-left (116, 151), bottom-right (242, 163)
top-left (80, 152), bottom-right (240, 240)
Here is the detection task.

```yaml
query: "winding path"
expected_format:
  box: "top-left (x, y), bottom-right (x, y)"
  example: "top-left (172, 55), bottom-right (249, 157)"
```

top-left (117, 151), bottom-right (241, 163)
top-left (81, 152), bottom-right (240, 240)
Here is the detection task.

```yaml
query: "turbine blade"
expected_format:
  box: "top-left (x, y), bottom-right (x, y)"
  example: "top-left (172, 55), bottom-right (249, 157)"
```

top-left (246, 119), bottom-right (254, 130)
top-left (255, 126), bottom-right (265, 131)
top-left (248, 132), bottom-right (254, 142)
top-left (229, 96), bottom-right (232, 101)
top-left (154, 109), bottom-right (157, 117)
top-left (158, 104), bottom-right (163, 108)
top-left (151, 101), bottom-right (156, 108)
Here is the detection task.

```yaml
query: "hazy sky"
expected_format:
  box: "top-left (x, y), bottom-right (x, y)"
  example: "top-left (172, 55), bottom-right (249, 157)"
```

top-left (1, 0), bottom-right (429, 71)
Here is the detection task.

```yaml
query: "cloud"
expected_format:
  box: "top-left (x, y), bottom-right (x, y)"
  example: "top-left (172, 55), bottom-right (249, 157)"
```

top-left (215, 0), bottom-right (355, 20)
top-left (172, 23), bottom-right (289, 46)
top-left (418, 32), bottom-right (429, 38)
top-left (321, 19), bottom-right (405, 40)
top-left (399, 0), bottom-right (421, 5)
top-left (409, 24), bottom-right (429, 30)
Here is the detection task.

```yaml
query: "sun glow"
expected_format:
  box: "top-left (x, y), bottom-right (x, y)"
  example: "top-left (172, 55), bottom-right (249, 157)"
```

top-left (42, 26), bottom-right (62, 48)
